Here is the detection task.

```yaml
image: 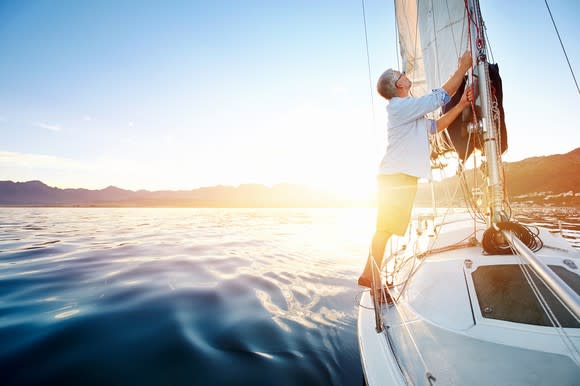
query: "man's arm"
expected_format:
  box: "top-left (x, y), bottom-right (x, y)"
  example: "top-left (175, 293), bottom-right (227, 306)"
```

top-left (441, 51), bottom-right (472, 97)
top-left (435, 85), bottom-right (472, 133)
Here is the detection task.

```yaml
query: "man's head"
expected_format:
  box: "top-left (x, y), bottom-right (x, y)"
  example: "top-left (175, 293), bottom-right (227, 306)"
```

top-left (377, 69), bottom-right (408, 100)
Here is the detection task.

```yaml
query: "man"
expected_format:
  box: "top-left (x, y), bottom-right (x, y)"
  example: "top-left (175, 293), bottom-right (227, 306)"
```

top-left (358, 51), bottom-right (473, 300)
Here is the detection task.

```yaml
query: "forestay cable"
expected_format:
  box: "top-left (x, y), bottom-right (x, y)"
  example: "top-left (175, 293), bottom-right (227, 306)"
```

top-left (544, 0), bottom-right (580, 94)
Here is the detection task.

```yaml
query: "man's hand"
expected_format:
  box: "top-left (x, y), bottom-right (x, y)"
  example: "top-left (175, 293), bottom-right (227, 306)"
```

top-left (436, 84), bottom-right (473, 133)
top-left (458, 51), bottom-right (472, 72)
top-left (443, 51), bottom-right (473, 97)
top-left (460, 85), bottom-right (473, 107)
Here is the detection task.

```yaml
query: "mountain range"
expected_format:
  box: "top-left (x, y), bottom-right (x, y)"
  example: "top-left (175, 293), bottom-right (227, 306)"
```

top-left (415, 147), bottom-right (580, 207)
top-left (1, 148), bottom-right (578, 207)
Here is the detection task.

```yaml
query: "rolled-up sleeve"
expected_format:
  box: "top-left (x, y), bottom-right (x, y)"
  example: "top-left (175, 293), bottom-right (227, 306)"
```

top-left (432, 88), bottom-right (451, 106)
top-left (387, 88), bottom-right (452, 128)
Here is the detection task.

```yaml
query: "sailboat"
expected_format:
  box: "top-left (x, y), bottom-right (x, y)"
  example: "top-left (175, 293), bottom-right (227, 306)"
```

top-left (357, 1), bottom-right (580, 385)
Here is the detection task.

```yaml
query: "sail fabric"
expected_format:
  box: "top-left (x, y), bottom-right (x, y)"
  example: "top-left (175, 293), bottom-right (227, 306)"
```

top-left (394, 0), bottom-right (508, 160)
top-left (395, 0), bottom-right (470, 98)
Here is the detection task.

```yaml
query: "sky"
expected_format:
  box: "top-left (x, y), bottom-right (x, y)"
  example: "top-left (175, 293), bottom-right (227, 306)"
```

top-left (1, 0), bottom-right (579, 196)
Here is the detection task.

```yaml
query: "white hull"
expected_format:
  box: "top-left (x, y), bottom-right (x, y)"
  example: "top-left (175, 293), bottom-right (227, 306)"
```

top-left (358, 212), bottom-right (580, 385)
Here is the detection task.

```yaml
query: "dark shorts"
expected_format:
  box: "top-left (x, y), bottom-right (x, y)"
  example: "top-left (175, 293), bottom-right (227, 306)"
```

top-left (376, 173), bottom-right (418, 236)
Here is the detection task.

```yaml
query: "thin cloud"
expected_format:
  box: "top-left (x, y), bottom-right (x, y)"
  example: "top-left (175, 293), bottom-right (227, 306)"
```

top-left (0, 151), bottom-right (86, 169)
top-left (34, 122), bottom-right (62, 132)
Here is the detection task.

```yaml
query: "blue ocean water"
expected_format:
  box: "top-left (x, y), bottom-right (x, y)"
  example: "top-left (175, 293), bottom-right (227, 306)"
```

top-left (0, 208), bottom-right (377, 386)
top-left (0, 207), bottom-right (578, 386)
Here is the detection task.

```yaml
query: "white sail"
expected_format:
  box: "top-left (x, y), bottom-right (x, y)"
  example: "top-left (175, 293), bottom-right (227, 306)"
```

top-left (395, 0), bottom-right (470, 97)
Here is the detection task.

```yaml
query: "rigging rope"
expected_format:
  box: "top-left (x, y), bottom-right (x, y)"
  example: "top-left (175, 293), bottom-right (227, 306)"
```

top-left (394, 1), bottom-right (401, 70)
top-left (361, 0), bottom-right (376, 124)
top-left (544, 0), bottom-right (580, 94)
top-left (360, 0), bottom-right (385, 160)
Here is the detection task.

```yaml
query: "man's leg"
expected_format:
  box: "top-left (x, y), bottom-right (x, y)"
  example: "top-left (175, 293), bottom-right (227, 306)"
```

top-left (358, 230), bottom-right (391, 287)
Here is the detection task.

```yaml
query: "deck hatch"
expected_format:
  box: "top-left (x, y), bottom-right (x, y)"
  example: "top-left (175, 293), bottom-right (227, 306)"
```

top-left (471, 264), bottom-right (580, 327)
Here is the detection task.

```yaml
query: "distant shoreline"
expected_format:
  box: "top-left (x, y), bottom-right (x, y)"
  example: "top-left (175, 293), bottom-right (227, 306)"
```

top-left (1, 203), bottom-right (577, 209)
top-left (2, 148), bottom-right (579, 208)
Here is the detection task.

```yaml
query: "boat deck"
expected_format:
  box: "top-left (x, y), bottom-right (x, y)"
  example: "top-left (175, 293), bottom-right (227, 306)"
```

top-left (358, 213), bottom-right (580, 386)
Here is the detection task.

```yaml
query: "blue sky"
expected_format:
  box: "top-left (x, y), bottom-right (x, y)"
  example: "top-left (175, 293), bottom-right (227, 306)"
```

top-left (1, 0), bottom-right (578, 194)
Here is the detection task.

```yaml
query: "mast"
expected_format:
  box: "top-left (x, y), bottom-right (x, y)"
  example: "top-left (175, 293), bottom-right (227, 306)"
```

top-left (467, 0), bottom-right (507, 224)
top-left (469, 2), bottom-right (579, 328)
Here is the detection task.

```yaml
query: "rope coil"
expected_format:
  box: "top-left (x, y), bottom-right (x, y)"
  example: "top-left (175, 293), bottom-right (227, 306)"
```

top-left (482, 221), bottom-right (543, 254)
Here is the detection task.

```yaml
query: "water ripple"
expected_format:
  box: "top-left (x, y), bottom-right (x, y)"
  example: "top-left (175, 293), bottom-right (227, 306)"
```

top-left (0, 208), bottom-right (373, 386)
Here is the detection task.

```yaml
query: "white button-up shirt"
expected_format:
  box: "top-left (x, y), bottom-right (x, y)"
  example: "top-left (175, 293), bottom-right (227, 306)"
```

top-left (378, 88), bottom-right (450, 180)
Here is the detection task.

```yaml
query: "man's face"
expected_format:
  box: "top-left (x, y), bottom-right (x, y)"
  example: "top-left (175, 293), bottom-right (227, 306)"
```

top-left (395, 71), bottom-right (411, 88)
